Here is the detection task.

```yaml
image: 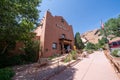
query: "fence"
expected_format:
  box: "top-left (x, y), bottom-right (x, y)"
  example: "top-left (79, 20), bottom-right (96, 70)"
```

top-left (104, 50), bottom-right (120, 78)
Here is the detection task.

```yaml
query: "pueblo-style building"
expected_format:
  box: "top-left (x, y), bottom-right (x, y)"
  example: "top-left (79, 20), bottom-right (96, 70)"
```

top-left (34, 11), bottom-right (74, 57)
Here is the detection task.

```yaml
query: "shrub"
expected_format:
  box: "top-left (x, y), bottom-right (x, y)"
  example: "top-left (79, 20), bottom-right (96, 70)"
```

top-left (7, 55), bottom-right (24, 66)
top-left (64, 54), bottom-right (72, 63)
top-left (64, 50), bottom-right (77, 62)
top-left (0, 54), bottom-right (25, 68)
top-left (0, 67), bottom-right (15, 80)
top-left (111, 49), bottom-right (120, 57)
top-left (23, 40), bottom-right (40, 62)
top-left (0, 40), bottom-right (40, 68)
top-left (117, 51), bottom-right (120, 56)
top-left (71, 50), bottom-right (77, 60)
top-left (85, 42), bottom-right (97, 50)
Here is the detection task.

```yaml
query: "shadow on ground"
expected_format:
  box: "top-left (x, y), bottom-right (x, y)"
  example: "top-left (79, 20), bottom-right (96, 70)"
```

top-left (12, 62), bottom-right (77, 80)
top-left (49, 67), bottom-right (77, 80)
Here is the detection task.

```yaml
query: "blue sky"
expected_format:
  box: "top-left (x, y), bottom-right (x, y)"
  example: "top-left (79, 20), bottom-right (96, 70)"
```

top-left (39, 0), bottom-right (120, 34)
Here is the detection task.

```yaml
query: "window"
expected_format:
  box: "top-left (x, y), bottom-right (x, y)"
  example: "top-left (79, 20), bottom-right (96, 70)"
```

top-left (112, 42), bottom-right (117, 46)
top-left (52, 43), bottom-right (57, 49)
top-left (61, 34), bottom-right (65, 39)
top-left (118, 41), bottom-right (120, 45)
top-left (61, 18), bottom-right (64, 23)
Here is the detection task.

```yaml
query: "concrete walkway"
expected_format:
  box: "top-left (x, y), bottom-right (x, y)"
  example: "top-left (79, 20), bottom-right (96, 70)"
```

top-left (49, 51), bottom-right (120, 80)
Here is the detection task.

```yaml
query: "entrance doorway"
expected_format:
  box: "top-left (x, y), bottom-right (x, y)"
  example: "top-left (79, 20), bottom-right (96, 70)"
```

top-left (59, 38), bottom-right (72, 54)
top-left (64, 44), bottom-right (71, 53)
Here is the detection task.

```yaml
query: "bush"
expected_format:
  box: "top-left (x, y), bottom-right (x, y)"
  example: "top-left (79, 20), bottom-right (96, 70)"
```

top-left (64, 54), bottom-right (72, 63)
top-left (0, 54), bottom-right (25, 68)
top-left (64, 50), bottom-right (77, 62)
top-left (23, 40), bottom-right (40, 62)
top-left (117, 51), bottom-right (120, 56)
top-left (85, 42), bottom-right (97, 50)
top-left (0, 67), bottom-right (15, 80)
top-left (0, 40), bottom-right (40, 68)
top-left (7, 55), bottom-right (24, 66)
top-left (71, 50), bottom-right (77, 60)
top-left (111, 49), bottom-right (120, 57)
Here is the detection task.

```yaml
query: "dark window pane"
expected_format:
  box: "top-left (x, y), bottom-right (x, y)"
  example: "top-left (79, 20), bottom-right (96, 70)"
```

top-left (112, 42), bottom-right (117, 46)
top-left (118, 41), bottom-right (120, 45)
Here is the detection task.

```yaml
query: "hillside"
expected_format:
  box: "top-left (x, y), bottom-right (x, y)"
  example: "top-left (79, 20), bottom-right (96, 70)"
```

top-left (81, 29), bottom-right (120, 44)
top-left (81, 29), bottom-right (102, 44)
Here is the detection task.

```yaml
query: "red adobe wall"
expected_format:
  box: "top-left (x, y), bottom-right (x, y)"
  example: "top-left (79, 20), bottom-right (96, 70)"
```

top-left (42, 11), bottom-right (74, 57)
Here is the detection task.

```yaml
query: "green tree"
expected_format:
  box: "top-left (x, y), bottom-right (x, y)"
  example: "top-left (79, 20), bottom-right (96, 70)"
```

top-left (75, 32), bottom-right (84, 49)
top-left (86, 42), bottom-right (96, 50)
top-left (96, 37), bottom-right (108, 49)
top-left (103, 15), bottom-right (120, 38)
top-left (0, 0), bottom-right (42, 54)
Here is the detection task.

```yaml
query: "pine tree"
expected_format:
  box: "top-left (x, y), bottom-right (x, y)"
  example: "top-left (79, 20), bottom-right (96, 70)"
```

top-left (75, 32), bottom-right (85, 50)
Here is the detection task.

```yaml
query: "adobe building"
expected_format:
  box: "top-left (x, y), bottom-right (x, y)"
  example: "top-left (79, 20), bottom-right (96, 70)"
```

top-left (34, 11), bottom-right (74, 57)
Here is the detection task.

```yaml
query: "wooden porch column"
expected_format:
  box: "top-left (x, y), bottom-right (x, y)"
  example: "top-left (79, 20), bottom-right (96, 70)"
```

top-left (61, 41), bottom-right (64, 54)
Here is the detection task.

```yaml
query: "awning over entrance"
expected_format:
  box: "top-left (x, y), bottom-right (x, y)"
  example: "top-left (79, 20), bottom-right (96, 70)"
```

top-left (59, 38), bottom-right (72, 44)
top-left (59, 38), bottom-right (72, 54)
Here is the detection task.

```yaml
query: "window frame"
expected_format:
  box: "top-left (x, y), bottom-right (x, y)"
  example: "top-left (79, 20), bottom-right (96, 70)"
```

top-left (52, 42), bottom-right (57, 49)
top-left (61, 34), bottom-right (65, 39)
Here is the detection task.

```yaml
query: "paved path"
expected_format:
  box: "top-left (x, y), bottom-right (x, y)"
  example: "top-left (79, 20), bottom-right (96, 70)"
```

top-left (49, 51), bottom-right (120, 80)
